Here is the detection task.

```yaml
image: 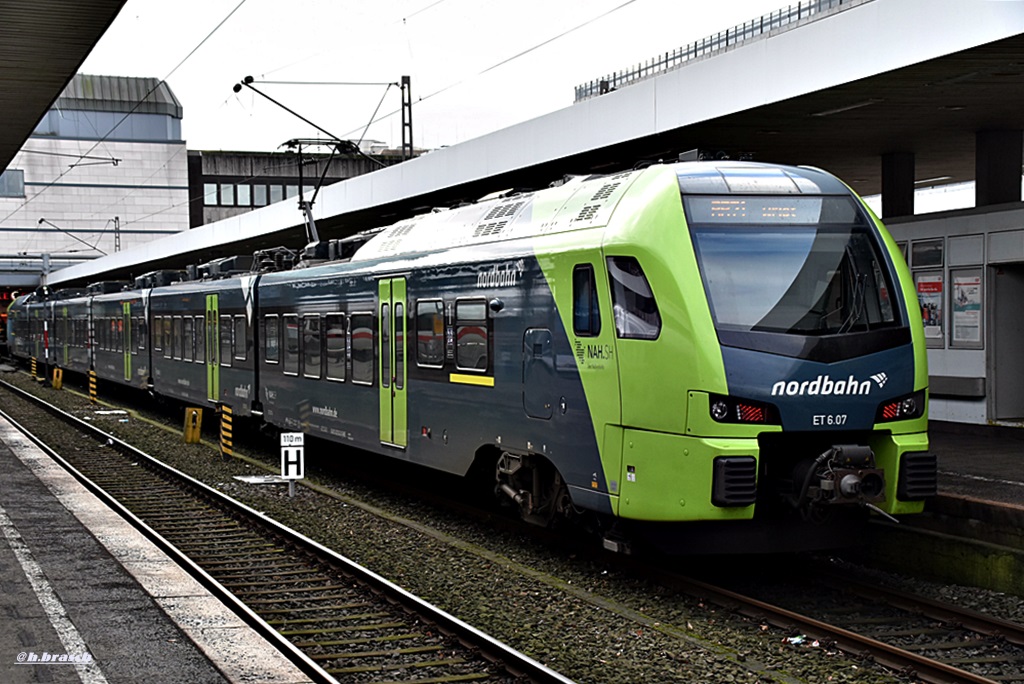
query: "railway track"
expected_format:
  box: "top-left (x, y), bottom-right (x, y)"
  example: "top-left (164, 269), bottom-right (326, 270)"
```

top-left (643, 558), bottom-right (1024, 684)
top-left (0, 378), bottom-right (573, 684)
top-left (5, 372), bottom-right (1023, 683)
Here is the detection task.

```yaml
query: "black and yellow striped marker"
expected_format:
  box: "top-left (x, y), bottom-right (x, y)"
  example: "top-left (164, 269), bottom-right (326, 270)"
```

top-left (219, 405), bottom-right (233, 460)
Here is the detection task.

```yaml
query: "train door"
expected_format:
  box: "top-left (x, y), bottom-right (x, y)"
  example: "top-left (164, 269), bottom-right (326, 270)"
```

top-left (378, 278), bottom-right (407, 448)
top-left (206, 294), bottom-right (220, 402)
top-left (523, 328), bottom-right (554, 418)
top-left (122, 302), bottom-right (132, 382)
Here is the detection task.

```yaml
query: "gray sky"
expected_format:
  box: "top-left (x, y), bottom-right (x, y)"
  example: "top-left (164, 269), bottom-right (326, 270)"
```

top-left (81, 0), bottom-right (788, 152)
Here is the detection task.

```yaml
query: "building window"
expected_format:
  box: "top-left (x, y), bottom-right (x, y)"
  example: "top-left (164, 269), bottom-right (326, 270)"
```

top-left (253, 185), bottom-right (268, 207)
top-left (220, 183), bottom-right (235, 206)
top-left (285, 185), bottom-right (298, 199)
top-left (269, 185), bottom-right (284, 204)
top-left (203, 183), bottom-right (218, 206)
top-left (0, 170), bottom-right (25, 198)
top-left (236, 184), bottom-right (251, 207)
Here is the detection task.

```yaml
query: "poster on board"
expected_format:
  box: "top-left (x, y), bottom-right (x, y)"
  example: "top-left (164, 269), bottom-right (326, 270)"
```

top-left (916, 273), bottom-right (944, 340)
top-left (952, 273), bottom-right (982, 345)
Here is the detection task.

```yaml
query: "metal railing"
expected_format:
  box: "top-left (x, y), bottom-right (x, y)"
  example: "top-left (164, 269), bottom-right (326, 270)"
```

top-left (574, 0), bottom-right (872, 102)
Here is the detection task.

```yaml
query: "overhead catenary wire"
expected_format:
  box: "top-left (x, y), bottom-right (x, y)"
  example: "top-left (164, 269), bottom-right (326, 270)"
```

top-left (340, 0), bottom-right (639, 139)
top-left (0, 0), bottom-right (251, 228)
top-left (7, 0), bottom-right (638, 244)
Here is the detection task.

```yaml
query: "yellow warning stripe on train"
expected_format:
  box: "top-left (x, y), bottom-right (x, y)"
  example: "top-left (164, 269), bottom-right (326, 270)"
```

top-left (449, 373), bottom-right (495, 387)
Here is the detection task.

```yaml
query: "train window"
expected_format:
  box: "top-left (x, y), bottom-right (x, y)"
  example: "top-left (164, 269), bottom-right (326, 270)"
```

top-left (455, 299), bottom-right (488, 371)
top-left (182, 317), bottom-right (194, 362)
top-left (325, 314), bottom-right (346, 382)
top-left (234, 315), bottom-right (247, 361)
top-left (350, 313), bottom-right (374, 385)
top-left (153, 316), bottom-right (162, 352)
top-left (219, 315), bottom-right (232, 368)
top-left (395, 303), bottom-right (404, 390)
top-left (163, 317), bottom-right (172, 358)
top-left (173, 316), bottom-right (183, 359)
top-left (607, 256), bottom-right (661, 340)
top-left (137, 317), bottom-right (146, 352)
top-left (303, 315), bottom-right (321, 379)
top-left (416, 300), bottom-right (444, 368)
top-left (573, 264), bottom-right (601, 336)
top-left (264, 315), bottom-right (280, 363)
top-left (283, 314), bottom-right (299, 375)
top-left (381, 304), bottom-right (390, 388)
top-left (194, 316), bottom-right (205, 363)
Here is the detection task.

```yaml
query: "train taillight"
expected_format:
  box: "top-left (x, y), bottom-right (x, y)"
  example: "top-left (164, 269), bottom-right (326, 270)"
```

top-left (709, 394), bottom-right (779, 425)
top-left (875, 390), bottom-right (926, 423)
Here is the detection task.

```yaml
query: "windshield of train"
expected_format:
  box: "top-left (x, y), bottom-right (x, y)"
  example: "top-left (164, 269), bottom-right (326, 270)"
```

top-left (685, 195), bottom-right (899, 336)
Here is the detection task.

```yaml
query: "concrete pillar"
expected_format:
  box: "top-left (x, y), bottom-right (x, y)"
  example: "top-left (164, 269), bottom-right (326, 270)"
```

top-left (976, 130), bottom-right (1023, 207)
top-left (881, 151), bottom-right (915, 219)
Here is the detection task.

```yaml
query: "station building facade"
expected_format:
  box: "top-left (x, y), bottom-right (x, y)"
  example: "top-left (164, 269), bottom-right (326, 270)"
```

top-left (887, 204), bottom-right (1024, 426)
top-left (0, 74), bottom-right (189, 341)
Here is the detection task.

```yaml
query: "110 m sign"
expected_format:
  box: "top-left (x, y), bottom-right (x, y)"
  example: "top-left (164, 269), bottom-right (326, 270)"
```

top-left (280, 432), bottom-right (305, 480)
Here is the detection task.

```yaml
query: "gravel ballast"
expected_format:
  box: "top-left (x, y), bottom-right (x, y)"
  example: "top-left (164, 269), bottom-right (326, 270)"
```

top-left (8, 370), bottom-right (1011, 683)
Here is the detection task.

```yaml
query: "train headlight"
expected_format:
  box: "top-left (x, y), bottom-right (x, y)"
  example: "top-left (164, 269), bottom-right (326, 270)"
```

top-left (710, 399), bottom-right (729, 421)
top-left (708, 394), bottom-right (779, 425)
top-left (876, 390), bottom-right (926, 423)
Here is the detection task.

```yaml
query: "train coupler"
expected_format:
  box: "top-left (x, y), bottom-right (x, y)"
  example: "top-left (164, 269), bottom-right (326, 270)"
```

top-left (790, 444), bottom-right (886, 512)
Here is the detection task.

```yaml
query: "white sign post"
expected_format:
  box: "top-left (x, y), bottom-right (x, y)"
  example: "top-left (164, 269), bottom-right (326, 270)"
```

top-left (280, 432), bottom-right (305, 498)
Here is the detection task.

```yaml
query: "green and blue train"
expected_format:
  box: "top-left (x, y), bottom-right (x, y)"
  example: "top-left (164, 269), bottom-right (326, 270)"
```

top-left (7, 161), bottom-right (937, 552)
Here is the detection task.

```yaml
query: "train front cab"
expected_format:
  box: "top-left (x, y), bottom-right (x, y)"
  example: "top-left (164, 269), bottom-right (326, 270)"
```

top-left (592, 163), bottom-right (936, 550)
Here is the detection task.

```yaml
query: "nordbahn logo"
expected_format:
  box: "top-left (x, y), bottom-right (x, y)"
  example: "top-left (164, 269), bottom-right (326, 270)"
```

top-left (771, 372), bottom-right (888, 397)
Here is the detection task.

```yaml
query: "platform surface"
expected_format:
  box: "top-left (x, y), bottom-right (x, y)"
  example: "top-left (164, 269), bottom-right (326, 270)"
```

top-left (0, 415), bottom-right (312, 684)
top-left (931, 421), bottom-right (1023, 507)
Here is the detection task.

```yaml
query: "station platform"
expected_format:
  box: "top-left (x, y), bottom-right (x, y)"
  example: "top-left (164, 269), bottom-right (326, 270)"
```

top-left (0, 415), bottom-right (313, 684)
top-left (930, 421), bottom-right (1024, 507)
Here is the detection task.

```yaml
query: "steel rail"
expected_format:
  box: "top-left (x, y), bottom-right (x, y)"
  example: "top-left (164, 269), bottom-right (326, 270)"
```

top-left (639, 566), bottom-right (1004, 684)
top-left (814, 566), bottom-right (1024, 648)
top-left (0, 378), bottom-right (575, 684)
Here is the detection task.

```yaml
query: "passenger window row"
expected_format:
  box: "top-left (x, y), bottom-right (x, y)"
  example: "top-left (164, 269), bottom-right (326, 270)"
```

top-left (261, 298), bottom-right (493, 384)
